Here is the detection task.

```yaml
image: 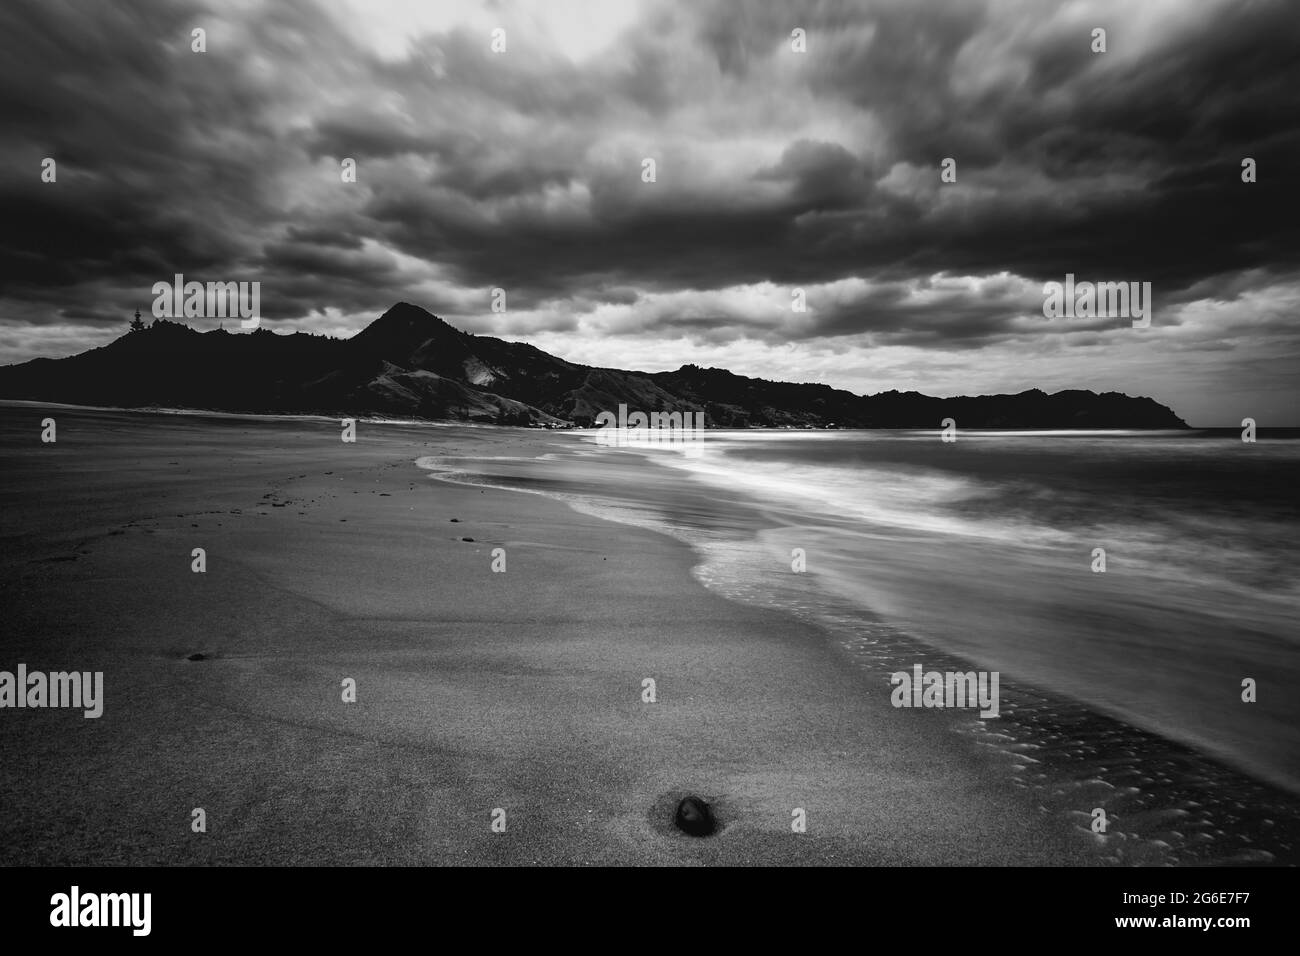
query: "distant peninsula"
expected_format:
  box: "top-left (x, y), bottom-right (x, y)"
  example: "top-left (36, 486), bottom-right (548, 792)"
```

top-left (0, 302), bottom-right (1188, 429)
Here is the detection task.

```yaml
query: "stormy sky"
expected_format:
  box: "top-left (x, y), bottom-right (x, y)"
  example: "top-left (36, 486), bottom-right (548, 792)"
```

top-left (1, 0), bottom-right (1297, 425)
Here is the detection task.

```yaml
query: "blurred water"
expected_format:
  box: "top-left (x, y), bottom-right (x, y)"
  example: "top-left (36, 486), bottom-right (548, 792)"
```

top-left (420, 429), bottom-right (1300, 863)
top-left (647, 431), bottom-right (1300, 793)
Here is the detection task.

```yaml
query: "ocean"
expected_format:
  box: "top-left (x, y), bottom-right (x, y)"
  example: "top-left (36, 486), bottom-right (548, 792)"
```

top-left (418, 428), bottom-right (1300, 864)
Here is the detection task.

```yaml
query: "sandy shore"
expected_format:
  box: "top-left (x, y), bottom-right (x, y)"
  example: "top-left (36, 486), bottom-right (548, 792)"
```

top-left (0, 403), bottom-right (1090, 865)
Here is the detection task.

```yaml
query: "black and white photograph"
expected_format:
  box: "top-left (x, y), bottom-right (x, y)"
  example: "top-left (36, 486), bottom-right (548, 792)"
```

top-left (0, 0), bottom-right (1296, 933)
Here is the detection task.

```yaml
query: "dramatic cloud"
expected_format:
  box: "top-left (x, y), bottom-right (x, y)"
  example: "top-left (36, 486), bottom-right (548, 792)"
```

top-left (1, 0), bottom-right (1297, 423)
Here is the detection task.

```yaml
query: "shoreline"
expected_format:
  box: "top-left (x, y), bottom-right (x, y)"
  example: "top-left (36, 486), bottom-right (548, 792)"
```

top-left (0, 403), bottom-right (1097, 865)
top-left (0, 397), bottom-right (1259, 432)
top-left (422, 435), bottom-right (1300, 865)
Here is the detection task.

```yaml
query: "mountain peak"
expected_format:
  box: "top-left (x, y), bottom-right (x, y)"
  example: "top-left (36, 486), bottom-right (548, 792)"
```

top-left (366, 301), bottom-right (454, 331)
top-left (349, 302), bottom-right (464, 356)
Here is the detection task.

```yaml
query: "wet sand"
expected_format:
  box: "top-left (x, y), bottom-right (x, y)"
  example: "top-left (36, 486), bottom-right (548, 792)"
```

top-left (0, 403), bottom-right (1090, 865)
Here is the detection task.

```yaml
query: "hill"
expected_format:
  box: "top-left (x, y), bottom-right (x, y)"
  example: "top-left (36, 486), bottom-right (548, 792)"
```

top-left (0, 303), bottom-right (1189, 428)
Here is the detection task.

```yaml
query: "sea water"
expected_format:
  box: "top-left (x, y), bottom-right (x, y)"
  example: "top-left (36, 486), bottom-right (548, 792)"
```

top-left (420, 428), bottom-right (1300, 863)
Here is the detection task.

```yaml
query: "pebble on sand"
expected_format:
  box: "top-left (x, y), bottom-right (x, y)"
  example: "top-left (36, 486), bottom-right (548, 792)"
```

top-left (674, 796), bottom-right (716, 837)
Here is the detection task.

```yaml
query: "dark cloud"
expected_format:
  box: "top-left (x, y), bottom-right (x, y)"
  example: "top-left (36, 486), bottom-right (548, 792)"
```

top-left (0, 0), bottom-right (1296, 422)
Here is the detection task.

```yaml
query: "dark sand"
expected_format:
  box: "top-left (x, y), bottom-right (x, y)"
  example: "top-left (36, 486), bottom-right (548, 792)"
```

top-left (0, 403), bottom-right (1090, 865)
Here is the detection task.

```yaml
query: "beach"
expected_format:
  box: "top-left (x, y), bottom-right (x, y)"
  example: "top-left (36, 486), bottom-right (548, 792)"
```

top-left (0, 403), bottom-right (1095, 865)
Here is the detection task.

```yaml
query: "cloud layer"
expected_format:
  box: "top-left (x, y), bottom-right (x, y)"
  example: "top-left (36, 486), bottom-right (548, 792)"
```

top-left (2, 0), bottom-right (1297, 423)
